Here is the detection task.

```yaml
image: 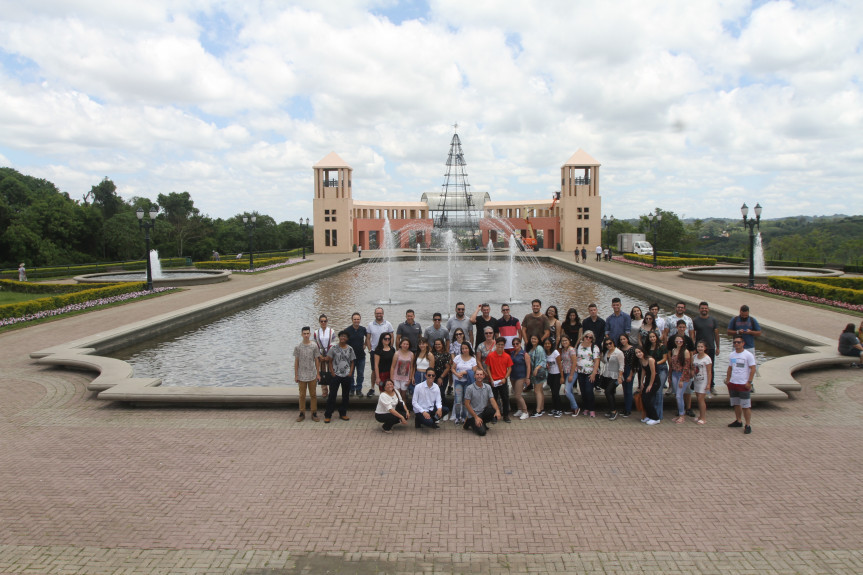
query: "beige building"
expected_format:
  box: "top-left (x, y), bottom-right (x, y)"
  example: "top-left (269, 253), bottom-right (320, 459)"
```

top-left (312, 149), bottom-right (601, 253)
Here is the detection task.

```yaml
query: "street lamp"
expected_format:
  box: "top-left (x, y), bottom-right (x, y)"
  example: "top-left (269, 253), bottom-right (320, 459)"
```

top-left (741, 202), bottom-right (763, 288)
top-left (649, 211), bottom-right (662, 268)
top-left (242, 215), bottom-right (256, 271)
top-left (136, 206), bottom-right (159, 291)
top-left (602, 214), bottom-right (615, 261)
top-left (299, 217), bottom-right (309, 259)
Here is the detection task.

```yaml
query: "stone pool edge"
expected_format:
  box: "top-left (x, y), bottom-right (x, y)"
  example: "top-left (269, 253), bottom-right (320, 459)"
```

top-left (31, 254), bottom-right (840, 405)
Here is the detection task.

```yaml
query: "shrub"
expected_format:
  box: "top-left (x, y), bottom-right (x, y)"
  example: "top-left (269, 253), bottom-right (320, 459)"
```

top-left (622, 254), bottom-right (716, 267)
top-left (767, 277), bottom-right (863, 305)
top-left (0, 282), bottom-right (147, 320)
top-left (0, 258), bottom-right (187, 280)
top-left (194, 256), bottom-right (291, 270)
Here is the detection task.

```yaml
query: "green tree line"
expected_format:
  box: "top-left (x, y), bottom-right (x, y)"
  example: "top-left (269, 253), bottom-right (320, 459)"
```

top-left (0, 168), bottom-right (312, 268)
top-left (603, 210), bottom-right (863, 266)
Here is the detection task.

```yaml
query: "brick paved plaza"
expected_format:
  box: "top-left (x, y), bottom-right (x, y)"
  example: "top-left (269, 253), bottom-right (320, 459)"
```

top-left (1, 254), bottom-right (862, 574)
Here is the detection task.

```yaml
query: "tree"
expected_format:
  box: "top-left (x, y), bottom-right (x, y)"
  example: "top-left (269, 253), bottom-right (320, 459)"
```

top-left (156, 191), bottom-right (201, 257)
top-left (637, 208), bottom-right (686, 253)
top-left (86, 177), bottom-right (123, 219)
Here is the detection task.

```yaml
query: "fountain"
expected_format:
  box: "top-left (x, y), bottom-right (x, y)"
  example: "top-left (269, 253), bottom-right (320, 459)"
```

top-left (487, 239), bottom-right (494, 270)
top-left (444, 229), bottom-right (456, 315)
top-left (75, 248), bottom-right (230, 286)
top-left (382, 216), bottom-right (395, 304)
top-left (508, 234), bottom-right (518, 302)
top-left (679, 231), bottom-right (842, 282)
top-left (415, 243), bottom-right (422, 272)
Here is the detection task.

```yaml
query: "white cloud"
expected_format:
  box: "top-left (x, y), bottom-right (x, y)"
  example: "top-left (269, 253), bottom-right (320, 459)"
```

top-left (0, 0), bottom-right (861, 222)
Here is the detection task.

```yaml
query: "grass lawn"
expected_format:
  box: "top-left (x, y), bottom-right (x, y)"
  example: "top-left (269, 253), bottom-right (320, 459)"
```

top-left (0, 292), bottom-right (52, 305)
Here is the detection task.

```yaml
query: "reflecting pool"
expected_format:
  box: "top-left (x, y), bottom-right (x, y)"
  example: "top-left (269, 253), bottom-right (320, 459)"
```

top-left (113, 260), bottom-right (786, 386)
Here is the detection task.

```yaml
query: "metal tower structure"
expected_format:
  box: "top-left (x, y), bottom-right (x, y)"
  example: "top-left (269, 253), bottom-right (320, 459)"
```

top-left (431, 126), bottom-right (481, 234)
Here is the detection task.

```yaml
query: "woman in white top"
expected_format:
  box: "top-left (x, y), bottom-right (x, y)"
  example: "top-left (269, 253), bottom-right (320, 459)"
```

top-left (629, 306), bottom-right (644, 345)
top-left (414, 337), bottom-right (434, 388)
top-left (374, 380), bottom-right (408, 433)
top-left (559, 334), bottom-right (579, 416)
top-left (543, 338), bottom-right (563, 417)
top-left (600, 337), bottom-right (625, 420)
top-left (690, 340), bottom-right (713, 425)
top-left (450, 342), bottom-right (477, 424)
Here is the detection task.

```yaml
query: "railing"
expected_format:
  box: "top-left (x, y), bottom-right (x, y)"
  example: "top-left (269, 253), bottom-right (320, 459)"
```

top-left (323, 179), bottom-right (339, 187)
top-left (572, 177), bottom-right (590, 185)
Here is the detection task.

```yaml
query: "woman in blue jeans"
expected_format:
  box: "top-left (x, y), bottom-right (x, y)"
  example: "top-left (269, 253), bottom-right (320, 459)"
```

top-left (560, 335), bottom-right (580, 416)
top-left (450, 342), bottom-right (477, 424)
top-left (618, 334), bottom-right (638, 417)
top-left (645, 331), bottom-right (668, 420)
top-left (575, 331), bottom-right (601, 417)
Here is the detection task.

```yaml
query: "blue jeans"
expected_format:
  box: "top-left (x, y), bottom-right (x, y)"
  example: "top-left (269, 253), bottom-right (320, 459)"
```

top-left (577, 372), bottom-right (595, 412)
top-left (452, 371), bottom-right (474, 421)
top-left (352, 355), bottom-right (366, 393)
top-left (415, 406), bottom-right (449, 428)
top-left (654, 364), bottom-right (668, 420)
top-left (564, 372), bottom-right (579, 411)
top-left (622, 364), bottom-right (634, 413)
top-left (671, 370), bottom-right (689, 416)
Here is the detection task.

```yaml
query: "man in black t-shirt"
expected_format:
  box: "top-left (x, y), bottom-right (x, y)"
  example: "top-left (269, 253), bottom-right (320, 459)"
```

top-left (470, 303), bottom-right (498, 349)
top-left (345, 312), bottom-right (368, 397)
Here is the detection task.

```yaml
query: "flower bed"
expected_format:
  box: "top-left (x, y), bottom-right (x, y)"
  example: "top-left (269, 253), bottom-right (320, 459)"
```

top-left (767, 277), bottom-right (863, 305)
top-left (194, 256), bottom-right (300, 271)
top-left (622, 253), bottom-right (716, 267)
top-left (0, 282), bottom-right (151, 320)
top-left (0, 287), bottom-right (175, 327)
top-left (734, 283), bottom-right (863, 312)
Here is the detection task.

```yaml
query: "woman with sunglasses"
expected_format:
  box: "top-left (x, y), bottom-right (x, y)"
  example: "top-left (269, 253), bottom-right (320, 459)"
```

top-left (639, 312), bottom-right (658, 348)
top-left (373, 334), bottom-right (395, 392)
top-left (576, 331), bottom-right (601, 417)
top-left (669, 334), bottom-right (692, 424)
top-left (476, 327), bottom-right (497, 366)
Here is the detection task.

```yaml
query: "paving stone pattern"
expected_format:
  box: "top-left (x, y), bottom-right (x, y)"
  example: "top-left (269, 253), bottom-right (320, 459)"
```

top-left (1, 254), bottom-right (861, 573)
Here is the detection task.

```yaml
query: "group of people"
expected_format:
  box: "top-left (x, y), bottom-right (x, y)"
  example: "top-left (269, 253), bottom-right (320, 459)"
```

top-left (292, 297), bottom-right (779, 436)
top-left (573, 245), bottom-right (613, 263)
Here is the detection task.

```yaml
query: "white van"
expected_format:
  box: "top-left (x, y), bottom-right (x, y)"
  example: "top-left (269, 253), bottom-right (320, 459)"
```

top-left (633, 241), bottom-right (653, 255)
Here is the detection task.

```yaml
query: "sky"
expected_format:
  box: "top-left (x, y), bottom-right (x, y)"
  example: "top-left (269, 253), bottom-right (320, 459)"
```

top-left (1, 0), bottom-right (861, 223)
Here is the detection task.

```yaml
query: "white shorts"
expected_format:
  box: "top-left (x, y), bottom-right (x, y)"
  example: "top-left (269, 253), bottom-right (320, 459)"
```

top-left (394, 379), bottom-right (410, 391)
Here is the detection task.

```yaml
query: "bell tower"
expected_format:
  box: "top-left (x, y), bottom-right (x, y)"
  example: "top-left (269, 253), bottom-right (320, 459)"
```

top-left (558, 149), bottom-right (601, 252)
top-left (313, 152), bottom-right (354, 254)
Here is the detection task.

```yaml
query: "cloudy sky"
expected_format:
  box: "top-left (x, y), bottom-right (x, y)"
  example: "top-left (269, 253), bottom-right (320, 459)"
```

top-left (1, 0), bottom-right (861, 222)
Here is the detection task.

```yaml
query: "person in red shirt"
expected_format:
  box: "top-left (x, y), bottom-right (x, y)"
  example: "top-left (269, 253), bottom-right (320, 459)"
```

top-left (484, 337), bottom-right (514, 422)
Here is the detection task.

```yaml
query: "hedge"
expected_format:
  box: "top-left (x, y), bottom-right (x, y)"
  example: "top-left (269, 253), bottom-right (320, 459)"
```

top-left (194, 256), bottom-right (291, 270)
top-left (0, 280), bottom-right (123, 294)
top-left (0, 282), bottom-right (147, 319)
top-left (0, 258), bottom-right (188, 281)
top-left (767, 277), bottom-right (863, 305)
top-left (778, 277), bottom-right (863, 290)
top-left (623, 254), bottom-right (716, 267)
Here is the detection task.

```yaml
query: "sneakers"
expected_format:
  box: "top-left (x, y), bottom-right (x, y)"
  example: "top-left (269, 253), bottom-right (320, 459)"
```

top-left (744, 425), bottom-right (752, 434)
top-left (519, 412), bottom-right (529, 420)
top-left (512, 410), bottom-right (523, 418)
top-left (622, 411), bottom-right (631, 418)
top-left (685, 409), bottom-right (696, 417)
top-left (572, 409), bottom-right (581, 417)
top-left (442, 413), bottom-right (450, 421)
top-left (531, 411), bottom-right (545, 418)
top-left (728, 420), bottom-right (743, 428)
top-left (608, 412), bottom-right (618, 421)
top-left (366, 390), bottom-right (376, 398)
top-left (589, 411), bottom-right (596, 418)
top-left (503, 417), bottom-right (512, 423)
top-left (646, 419), bottom-right (660, 425)
top-left (552, 411), bottom-right (562, 418)
top-left (563, 410), bottom-right (572, 415)
top-left (382, 426), bottom-right (392, 434)
top-left (641, 417), bottom-right (649, 423)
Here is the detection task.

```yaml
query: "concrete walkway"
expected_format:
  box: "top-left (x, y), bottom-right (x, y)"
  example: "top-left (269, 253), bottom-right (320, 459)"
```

top-left (1, 252), bottom-right (862, 574)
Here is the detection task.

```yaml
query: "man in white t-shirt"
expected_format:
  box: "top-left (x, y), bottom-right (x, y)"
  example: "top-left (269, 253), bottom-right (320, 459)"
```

top-left (313, 314), bottom-right (336, 397)
top-left (365, 307), bottom-right (393, 397)
top-left (725, 337), bottom-right (756, 435)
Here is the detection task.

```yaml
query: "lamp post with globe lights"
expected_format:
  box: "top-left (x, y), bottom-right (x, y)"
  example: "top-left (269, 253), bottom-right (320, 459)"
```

top-left (649, 211), bottom-right (662, 268)
top-left (602, 214), bottom-right (615, 261)
top-left (242, 215), bottom-right (256, 271)
top-left (136, 206), bottom-right (159, 291)
top-left (299, 217), bottom-right (309, 259)
top-left (741, 202), bottom-right (762, 288)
